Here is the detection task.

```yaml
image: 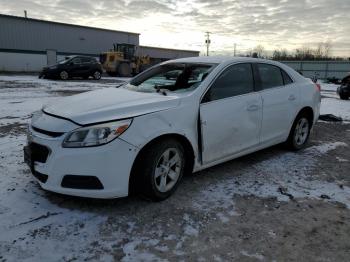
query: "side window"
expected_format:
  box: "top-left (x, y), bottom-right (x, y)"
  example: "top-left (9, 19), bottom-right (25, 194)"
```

top-left (257, 64), bottom-right (284, 89)
top-left (72, 58), bottom-right (81, 65)
top-left (203, 63), bottom-right (254, 102)
top-left (81, 57), bottom-right (92, 64)
top-left (281, 69), bottom-right (293, 85)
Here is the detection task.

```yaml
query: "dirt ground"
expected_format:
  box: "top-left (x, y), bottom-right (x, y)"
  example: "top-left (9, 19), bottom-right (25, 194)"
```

top-left (0, 76), bottom-right (349, 261)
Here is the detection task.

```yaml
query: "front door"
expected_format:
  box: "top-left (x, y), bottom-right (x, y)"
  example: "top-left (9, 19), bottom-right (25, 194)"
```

top-left (200, 63), bottom-right (263, 164)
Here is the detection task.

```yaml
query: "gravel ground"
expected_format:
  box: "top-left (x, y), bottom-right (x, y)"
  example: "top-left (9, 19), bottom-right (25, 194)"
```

top-left (0, 76), bottom-right (349, 261)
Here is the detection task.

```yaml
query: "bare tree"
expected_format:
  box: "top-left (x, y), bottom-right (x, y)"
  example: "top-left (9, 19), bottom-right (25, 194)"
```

top-left (253, 45), bottom-right (265, 58)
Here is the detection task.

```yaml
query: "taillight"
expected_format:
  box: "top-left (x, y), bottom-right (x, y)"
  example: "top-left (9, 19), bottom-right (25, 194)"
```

top-left (315, 83), bottom-right (321, 92)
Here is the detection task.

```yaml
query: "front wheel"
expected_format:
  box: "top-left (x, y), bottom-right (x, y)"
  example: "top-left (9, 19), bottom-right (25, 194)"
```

top-left (59, 70), bottom-right (69, 80)
top-left (138, 139), bottom-right (186, 201)
top-left (286, 114), bottom-right (311, 150)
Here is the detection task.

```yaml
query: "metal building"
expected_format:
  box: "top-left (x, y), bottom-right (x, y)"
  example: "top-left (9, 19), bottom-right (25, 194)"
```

top-left (0, 14), bottom-right (199, 72)
top-left (281, 61), bottom-right (350, 79)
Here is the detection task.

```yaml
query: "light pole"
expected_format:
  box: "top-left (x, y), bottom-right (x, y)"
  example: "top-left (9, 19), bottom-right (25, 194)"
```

top-left (205, 32), bottom-right (211, 56)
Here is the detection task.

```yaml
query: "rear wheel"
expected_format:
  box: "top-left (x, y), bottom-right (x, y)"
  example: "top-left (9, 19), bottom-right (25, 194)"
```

top-left (93, 71), bottom-right (102, 80)
top-left (137, 139), bottom-right (186, 201)
top-left (339, 93), bottom-right (349, 100)
top-left (286, 113), bottom-right (311, 150)
top-left (117, 62), bottom-right (131, 77)
top-left (59, 70), bottom-right (69, 80)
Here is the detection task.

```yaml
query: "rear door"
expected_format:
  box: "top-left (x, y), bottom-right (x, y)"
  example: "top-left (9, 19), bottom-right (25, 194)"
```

top-left (80, 57), bottom-right (94, 75)
top-left (68, 57), bottom-right (82, 76)
top-left (256, 63), bottom-right (299, 143)
top-left (200, 63), bottom-right (263, 164)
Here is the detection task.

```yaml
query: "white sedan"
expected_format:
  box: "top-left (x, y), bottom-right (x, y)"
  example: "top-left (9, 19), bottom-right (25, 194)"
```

top-left (24, 57), bottom-right (321, 200)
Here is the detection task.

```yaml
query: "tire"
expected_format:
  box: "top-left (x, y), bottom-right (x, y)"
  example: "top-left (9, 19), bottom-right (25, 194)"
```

top-left (286, 113), bottom-right (311, 150)
top-left (339, 93), bottom-right (349, 100)
top-left (92, 71), bottom-right (102, 80)
top-left (117, 62), bottom-right (131, 77)
top-left (137, 139), bottom-right (186, 201)
top-left (59, 70), bottom-right (69, 80)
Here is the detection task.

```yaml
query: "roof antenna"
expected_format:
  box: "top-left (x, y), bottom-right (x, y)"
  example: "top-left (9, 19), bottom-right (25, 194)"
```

top-left (24, 10), bottom-right (27, 18)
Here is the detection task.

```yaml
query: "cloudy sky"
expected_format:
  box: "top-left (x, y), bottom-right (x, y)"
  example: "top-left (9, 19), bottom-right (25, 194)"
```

top-left (1, 0), bottom-right (350, 56)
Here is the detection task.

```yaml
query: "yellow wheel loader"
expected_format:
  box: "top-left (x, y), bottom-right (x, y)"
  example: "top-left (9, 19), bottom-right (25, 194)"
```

top-left (100, 43), bottom-right (151, 77)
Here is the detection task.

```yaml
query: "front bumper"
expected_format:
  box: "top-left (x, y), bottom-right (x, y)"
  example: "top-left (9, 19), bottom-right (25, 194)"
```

top-left (24, 125), bottom-right (139, 198)
top-left (39, 68), bottom-right (60, 79)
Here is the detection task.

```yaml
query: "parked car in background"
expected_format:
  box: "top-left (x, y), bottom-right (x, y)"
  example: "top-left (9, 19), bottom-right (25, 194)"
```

top-left (25, 57), bottom-right (321, 201)
top-left (337, 74), bottom-right (350, 100)
top-left (39, 55), bottom-right (103, 80)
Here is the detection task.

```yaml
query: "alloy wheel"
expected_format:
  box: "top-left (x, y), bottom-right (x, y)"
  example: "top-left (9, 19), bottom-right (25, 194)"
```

top-left (154, 148), bottom-right (182, 193)
top-left (93, 71), bottom-right (101, 80)
top-left (60, 71), bottom-right (68, 80)
top-left (294, 117), bottom-right (309, 146)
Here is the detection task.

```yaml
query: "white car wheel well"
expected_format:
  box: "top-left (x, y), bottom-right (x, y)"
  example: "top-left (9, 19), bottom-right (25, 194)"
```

top-left (128, 134), bottom-right (195, 195)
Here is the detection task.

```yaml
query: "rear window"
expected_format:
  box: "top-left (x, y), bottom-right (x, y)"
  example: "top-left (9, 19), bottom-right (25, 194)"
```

top-left (257, 64), bottom-right (284, 89)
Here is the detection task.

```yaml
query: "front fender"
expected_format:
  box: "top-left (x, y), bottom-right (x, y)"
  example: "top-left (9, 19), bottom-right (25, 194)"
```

top-left (119, 108), bottom-right (200, 165)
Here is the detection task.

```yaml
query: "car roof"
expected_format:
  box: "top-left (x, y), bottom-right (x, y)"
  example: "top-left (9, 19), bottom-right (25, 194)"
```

top-left (163, 56), bottom-right (306, 83)
top-left (165, 56), bottom-right (281, 65)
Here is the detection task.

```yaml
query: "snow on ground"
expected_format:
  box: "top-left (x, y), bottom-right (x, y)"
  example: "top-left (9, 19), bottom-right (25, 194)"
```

top-left (0, 75), bottom-right (129, 126)
top-left (0, 76), bottom-right (350, 260)
top-left (319, 81), bottom-right (350, 121)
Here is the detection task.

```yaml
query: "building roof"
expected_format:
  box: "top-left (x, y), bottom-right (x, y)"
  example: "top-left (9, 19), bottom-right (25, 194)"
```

top-left (0, 13), bottom-right (140, 35)
top-left (140, 45), bottom-right (199, 54)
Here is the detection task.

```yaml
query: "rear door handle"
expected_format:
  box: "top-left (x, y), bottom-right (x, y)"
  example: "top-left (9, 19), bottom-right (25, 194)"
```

top-left (288, 95), bottom-right (296, 101)
top-left (247, 104), bottom-right (260, 111)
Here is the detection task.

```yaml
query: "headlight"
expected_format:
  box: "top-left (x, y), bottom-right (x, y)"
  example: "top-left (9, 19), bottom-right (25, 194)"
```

top-left (49, 65), bottom-right (57, 69)
top-left (62, 119), bottom-right (132, 148)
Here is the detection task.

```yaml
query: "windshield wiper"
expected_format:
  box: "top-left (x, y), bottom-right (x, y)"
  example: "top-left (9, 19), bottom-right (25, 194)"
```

top-left (154, 84), bottom-right (168, 96)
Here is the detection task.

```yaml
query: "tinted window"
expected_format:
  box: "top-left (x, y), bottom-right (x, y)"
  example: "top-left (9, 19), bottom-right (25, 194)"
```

top-left (257, 64), bottom-right (284, 89)
top-left (81, 57), bottom-right (93, 64)
top-left (71, 58), bottom-right (81, 64)
top-left (281, 70), bottom-right (293, 85)
top-left (203, 63), bottom-right (254, 102)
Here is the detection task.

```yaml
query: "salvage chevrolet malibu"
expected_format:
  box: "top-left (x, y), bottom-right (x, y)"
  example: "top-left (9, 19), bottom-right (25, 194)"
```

top-left (24, 57), bottom-right (321, 200)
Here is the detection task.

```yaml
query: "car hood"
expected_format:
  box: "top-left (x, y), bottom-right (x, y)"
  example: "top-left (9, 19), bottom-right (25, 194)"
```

top-left (43, 88), bottom-right (181, 125)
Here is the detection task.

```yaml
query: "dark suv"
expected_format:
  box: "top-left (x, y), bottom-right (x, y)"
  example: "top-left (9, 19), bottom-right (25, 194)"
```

top-left (39, 56), bottom-right (103, 80)
top-left (337, 74), bottom-right (350, 100)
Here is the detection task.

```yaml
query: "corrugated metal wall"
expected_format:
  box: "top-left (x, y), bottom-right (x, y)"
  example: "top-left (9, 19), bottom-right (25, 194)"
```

top-left (0, 14), bottom-right (200, 71)
top-left (0, 14), bottom-right (139, 55)
top-left (138, 46), bottom-right (199, 60)
top-left (281, 61), bottom-right (350, 79)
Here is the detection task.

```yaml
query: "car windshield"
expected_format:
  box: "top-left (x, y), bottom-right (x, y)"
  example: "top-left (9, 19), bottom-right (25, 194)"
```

top-left (124, 63), bottom-right (217, 93)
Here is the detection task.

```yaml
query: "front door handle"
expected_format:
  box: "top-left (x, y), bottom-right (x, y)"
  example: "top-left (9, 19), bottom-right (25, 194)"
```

top-left (247, 104), bottom-right (260, 111)
top-left (288, 95), bottom-right (296, 101)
